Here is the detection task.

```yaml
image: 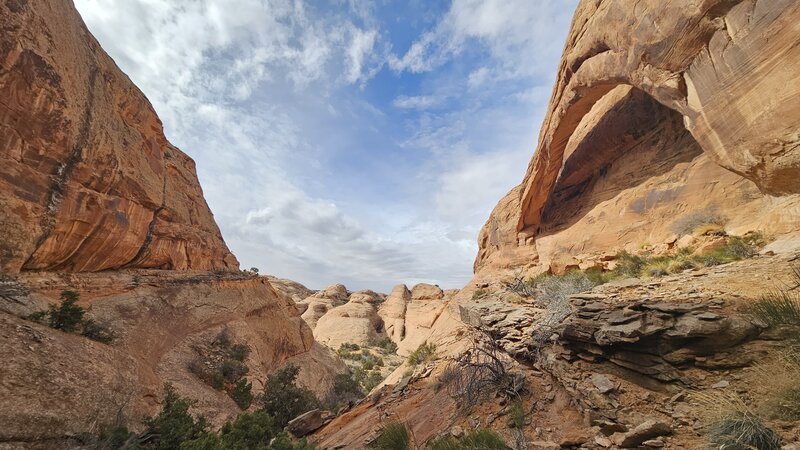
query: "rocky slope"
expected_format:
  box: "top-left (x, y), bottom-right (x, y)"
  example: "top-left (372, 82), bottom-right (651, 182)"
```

top-left (475, 0), bottom-right (800, 278)
top-left (0, 269), bottom-right (346, 448)
top-left (0, 0), bottom-right (238, 273)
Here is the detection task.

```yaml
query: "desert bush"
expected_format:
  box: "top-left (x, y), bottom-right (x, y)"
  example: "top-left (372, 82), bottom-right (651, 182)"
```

top-left (472, 288), bottom-right (490, 300)
top-left (671, 210), bottom-right (725, 235)
top-left (367, 422), bottom-right (412, 450)
top-left (325, 373), bottom-right (364, 410)
top-left (141, 383), bottom-right (209, 450)
top-left (230, 343), bottom-right (251, 362)
top-left (370, 336), bottom-right (398, 354)
top-left (258, 365), bottom-right (320, 428)
top-left (507, 401), bottom-right (526, 429)
top-left (407, 342), bottom-right (437, 366)
top-left (441, 328), bottom-right (525, 413)
top-left (26, 290), bottom-right (114, 344)
top-left (220, 359), bottom-right (248, 383)
top-left (337, 342), bottom-right (361, 358)
top-left (426, 429), bottom-right (509, 450)
top-left (615, 251), bottom-right (647, 277)
top-left (231, 379), bottom-right (253, 410)
top-left (179, 410), bottom-right (313, 450)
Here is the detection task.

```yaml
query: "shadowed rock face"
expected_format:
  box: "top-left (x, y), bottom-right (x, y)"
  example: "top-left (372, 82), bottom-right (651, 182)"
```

top-left (0, 0), bottom-right (238, 273)
top-left (475, 0), bottom-right (800, 274)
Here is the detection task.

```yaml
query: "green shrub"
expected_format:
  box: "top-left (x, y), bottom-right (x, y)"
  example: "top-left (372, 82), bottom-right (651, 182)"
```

top-left (143, 383), bottom-right (209, 450)
top-left (180, 410), bottom-right (311, 450)
top-left (96, 426), bottom-right (134, 449)
top-left (48, 290), bottom-right (84, 332)
top-left (615, 251), bottom-right (647, 277)
top-left (507, 401), bottom-right (525, 429)
top-left (369, 337), bottom-right (398, 354)
top-left (367, 422), bottom-right (411, 450)
top-left (230, 343), bottom-right (251, 362)
top-left (362, 370), bottom-right (384, 392)
top-left (259, 365), bottom-right (320, 428)
top-left (426, 428), bottom-right (509, 450)
top-left (231, 379), bottom-right (253, 410)
top-left (221, 359), bottom-right (249, 383)
top-left (80, 318), bottom-right (115, 344)
top-left (325, 373), bottom-right (364, 410)
top-left (26, 290), bottom-right (114, 344)
top-left (407, 342), bottom-right (437, 366)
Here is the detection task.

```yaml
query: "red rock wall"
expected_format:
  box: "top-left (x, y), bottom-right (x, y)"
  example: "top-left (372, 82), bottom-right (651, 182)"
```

top-left (0, 0), bottom-right (239, 273)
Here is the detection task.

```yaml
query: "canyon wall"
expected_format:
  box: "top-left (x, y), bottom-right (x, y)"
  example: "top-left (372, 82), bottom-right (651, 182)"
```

top-left (0, 0), bottom-right (238, 273)
top-left (475, 0), bottom-right (800, 276)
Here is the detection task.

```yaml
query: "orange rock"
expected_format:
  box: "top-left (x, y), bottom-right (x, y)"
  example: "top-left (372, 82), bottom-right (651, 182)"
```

top-left (475, 1), bottom-right (800, 277)
top-left (0, 0), bottom-right (238, 273)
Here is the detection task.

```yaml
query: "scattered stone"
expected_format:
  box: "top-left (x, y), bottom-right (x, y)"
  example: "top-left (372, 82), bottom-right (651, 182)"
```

top-left (643, 439), bottom-right (665, 448)
top-left (619, 420), bottom-right (672, 448)
top-left (559, 430), bottom-right (590, 447)
top-left (450, 426), bottom-right (464, 438)
top-left (711, 380), bottom-right (730, 389)
top-left (594, 435), bottom-right (613, 447)
top-left (591, 374), bottom-right (616, 394)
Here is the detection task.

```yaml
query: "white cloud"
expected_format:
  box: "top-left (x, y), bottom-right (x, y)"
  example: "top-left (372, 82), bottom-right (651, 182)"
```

top-left (392, 95), bottom-right (443, 110)
top-left (73, 0), bottom-right (577, 292)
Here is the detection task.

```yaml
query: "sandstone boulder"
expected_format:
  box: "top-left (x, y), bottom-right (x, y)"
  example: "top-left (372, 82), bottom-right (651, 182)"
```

top-left (410, 283), bottom-right (444, 301)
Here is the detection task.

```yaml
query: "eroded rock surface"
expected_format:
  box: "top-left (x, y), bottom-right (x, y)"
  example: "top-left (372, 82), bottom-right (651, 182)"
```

top-left (0, 0), bottom-right (238, 273)
top-left (475, 0), bottom-right (800, 276)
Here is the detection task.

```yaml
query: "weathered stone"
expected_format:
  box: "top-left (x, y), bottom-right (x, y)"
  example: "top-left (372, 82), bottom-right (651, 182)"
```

top-left (591, 374), bottom-right (616, 394)
top-left (287, 409), bottom-right (331, 437)
top-left (619, 420), bottom-right (672, 448)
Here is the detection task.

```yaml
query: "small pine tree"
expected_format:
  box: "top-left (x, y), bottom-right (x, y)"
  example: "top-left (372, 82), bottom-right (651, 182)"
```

top-left (231, 379), bottom-right (253, 410)
top-left (259, 365), bottom-right (320, 428)
top-left (143, 383), bottom-right (209, 450)
top-left (48, 290), bottom-right (85, 332)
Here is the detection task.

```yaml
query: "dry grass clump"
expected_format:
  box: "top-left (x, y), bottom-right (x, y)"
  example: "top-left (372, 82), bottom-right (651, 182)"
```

top-left (752, 351), bottom-right (800, 420)
top-left (367, 422), bottom-right (413, 450)
top-left (671, 210), bottom-right (726, 235)
top-left (407, 342), bottom-right (437, 366)
top-left (693, 391), bottom-right (782, 450)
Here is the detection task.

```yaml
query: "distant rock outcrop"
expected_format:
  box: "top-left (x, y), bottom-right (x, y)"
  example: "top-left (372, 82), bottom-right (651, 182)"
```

top-left (475, 0), bottom-right (800, 276)
top-left (0, 0), bottom-right (238, 273)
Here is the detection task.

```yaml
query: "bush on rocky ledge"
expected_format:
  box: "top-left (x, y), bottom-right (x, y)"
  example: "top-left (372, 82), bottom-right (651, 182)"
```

top-left (26, 290), bottom-right (114, 344)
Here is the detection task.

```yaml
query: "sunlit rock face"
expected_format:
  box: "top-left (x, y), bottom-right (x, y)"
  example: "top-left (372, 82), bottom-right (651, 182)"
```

top-left (0, 0), bottom-right (239, 273)
top-left (475, 0), bottom-right (800, 277)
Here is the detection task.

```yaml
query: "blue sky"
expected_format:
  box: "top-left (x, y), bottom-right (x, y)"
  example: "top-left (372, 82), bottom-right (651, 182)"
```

top-left (74, 0), bottom-right (578, 292)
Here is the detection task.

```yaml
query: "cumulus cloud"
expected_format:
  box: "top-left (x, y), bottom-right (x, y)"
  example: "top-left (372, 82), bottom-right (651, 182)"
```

top-left (74, 0), bottom-right (577, 291)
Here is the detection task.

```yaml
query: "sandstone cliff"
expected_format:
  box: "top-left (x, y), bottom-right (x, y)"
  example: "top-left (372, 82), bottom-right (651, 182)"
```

top-left (475, 0), bottom-right (800, 276)
top-left (0, 0), bottom-right (238, 273)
